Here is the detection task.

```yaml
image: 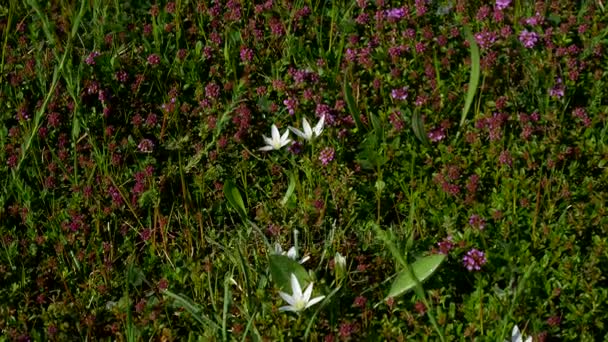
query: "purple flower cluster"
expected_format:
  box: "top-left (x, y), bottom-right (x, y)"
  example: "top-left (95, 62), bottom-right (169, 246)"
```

top-left (147, 53), bottom-right (161, 65)
top-left (385, 7), bottom-right (406, 22)
top-left (319, 147), bottom-right (335, 166)
top-left (474, 30), bottom-right (497, 49)
top-left (468, 214), bottom-right (486, 230)
top-left (498, 150), bottom-right (513, 167)
top-left (437, 236), bottom-right (454, 255)
top-left (524, 12), bottom-right (544, 26)
top-left (85, 51), bottom-right (100, 65)
top-left (240, 46), bottom-right (253, 62)
top-left (428, 127), bottom-right (446, 142)
top-left (389, 112), bottom-right (405, 132)
top-left (390, 87), bottom-right (408, 101)
top-left (519, 30), bottom-right (539, 48)
top-left (283, 97), bottom-right (298, 115)
top-left (572, 107), bottom-right (591, 127)
top-left (475, 112), bottom-right (509, 141)
top-left (138, 139), bottom-right (155, 153)
top-left (495, 0), bottom-right (511, 11)
top-left (549, 78), bottom-right (565, 99)
top-left (463, 249), bottom-right (487, 271)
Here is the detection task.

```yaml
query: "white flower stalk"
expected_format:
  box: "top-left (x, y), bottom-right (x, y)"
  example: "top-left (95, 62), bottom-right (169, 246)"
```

top-left (260, 124), bottom-right (291, 151)
top-left (505, 325), bottom-right (532, 342)
top-left (279, 273), bottom-right (325, 312)
top-left (289, 116), bottom-right (324, 141)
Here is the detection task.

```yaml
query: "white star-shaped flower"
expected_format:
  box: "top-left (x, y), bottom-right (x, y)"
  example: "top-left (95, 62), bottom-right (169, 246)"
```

top-left (259, 124), bottom-right (291, 151)
top-left (288, 116), bottom-right (324, 141)
top-left (279, 274), bottom-right (325, 312)
top-left (273, 243), bottom-right (310, 264)
top-left (505, 325), bottom-right (532, 342)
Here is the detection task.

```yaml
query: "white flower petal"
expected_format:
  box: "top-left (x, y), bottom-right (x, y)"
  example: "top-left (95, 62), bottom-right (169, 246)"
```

top-left (512, 325), bottom-right (522, 342)
top-left (290, 274), bottom-right (302, 299)
top-left (305, 295), bottom-right (325, 308)
top-left (280, 129), bottom-right (290, 145)
top-left (279, 291), bottom-right (296, 306)
top-left (274, 243), bottom-right (283, 255)
top-left (286, 247), bottom-right (297, 260)
top-left (262, 135), bottom-right (274, 146)
top-left (289, 126), bottom-right (307, 139)
top-left (313, 115), bottom-right (325, 136)
top-left (279, 273), bottom-right (324, 313)
top-left (261, 124), bottom-right (291, 151)
top-left (271, 124), bottom-right (280, 140)
top-left (279, 305), bottom-right (298, 312)
top-left (302, 118), bottom-right (313, 138)
top-left (302, 282), bottom-right (314, 302)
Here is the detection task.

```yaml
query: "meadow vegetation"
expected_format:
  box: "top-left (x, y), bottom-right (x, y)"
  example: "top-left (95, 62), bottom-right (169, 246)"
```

top-left (1, 0), bottom-right (607, 340)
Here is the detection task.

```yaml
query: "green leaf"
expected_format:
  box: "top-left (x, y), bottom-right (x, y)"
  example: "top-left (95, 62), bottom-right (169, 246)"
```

top-left (281, 171), bottom-right (296, 206)
top-left (195, 40), bottom-right (203, 56)
top-left (126, 264), bottom-right (144, 287)
top-left (344, 77), bottom-right (363, 131)
top-left (387, 254), bottom-right (445, 299)
top-left (460, 26), bottom-right (480, 129)
top-left (375, 180), bottom-right (385, 193)
top-left (370, 113), bottom-right (384, 143)
top-left (411, 109), bottom-right (429, 146)
top-left (223, 180), bottom-right (247, 219)
top-left (163, 290), bottom-right (220, 331)
top-left (269, 255), bottom-right (310, 292)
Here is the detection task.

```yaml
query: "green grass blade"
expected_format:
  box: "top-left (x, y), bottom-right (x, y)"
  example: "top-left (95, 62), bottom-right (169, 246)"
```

top-left (223, 180), bottom-right (248, 219)
top-left (459, 26), bottom-right (480, 129)
top-left (163, 290), bottom-right (221, 331)
top-left (411, 109), bottom-right (430, 146)
top-left (344, 76), bottom-right (364, 131)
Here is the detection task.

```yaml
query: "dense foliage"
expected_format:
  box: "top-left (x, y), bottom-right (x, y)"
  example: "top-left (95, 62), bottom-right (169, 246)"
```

top-left (1, 0), bottom-right (607, 340)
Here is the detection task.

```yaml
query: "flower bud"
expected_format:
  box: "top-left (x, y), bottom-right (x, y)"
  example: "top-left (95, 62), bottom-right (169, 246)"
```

top-left (334, 252), bottom-right (347, 283)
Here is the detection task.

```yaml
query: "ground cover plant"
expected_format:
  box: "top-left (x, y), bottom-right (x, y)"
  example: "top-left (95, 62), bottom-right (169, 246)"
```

top-left (1, 0), bottom-right (607, 340)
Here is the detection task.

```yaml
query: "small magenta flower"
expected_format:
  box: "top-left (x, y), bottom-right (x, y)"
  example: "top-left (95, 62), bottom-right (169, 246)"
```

top-left (385, 8), bottom-right (406, 21)
top-left (519, 30), bottom-right (539, 48)
top-left (115, 70), bottom-right (128, 83)
top-left (549, 78), bottom-right (565, 98)
top-left (85, 51), bottom-right (100, 65)
top-left (138, 139), bottom-right (154, 153)
top-left (288, 141), bottom-right (303, 155)
top-left (495, 0), bottom-right (511, 11)
top-left (469, 214), bottom-right (486, 230)
top-left (319, 147), bottom-right (335, 165)
top-left (283, 97), bottom-right (298, 115)
top-left (499, 150), bottom-right (513, 167)
top-left (463, 248), bottom-right (487, 271)
top-left (428, 127), bottom-right (446, 142)
top-left (437, 236), bottom-right (454, 255)
top-left (147, 53), bottom-right (161, 65)
top-left (390, 87), bottom-right (408, 100)
top-left (525, 12), bottom-right (543, 26)
top-left (240, 46), bottom-right (253, 62)
top-left (475, 30), bottom-right (497, 49)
